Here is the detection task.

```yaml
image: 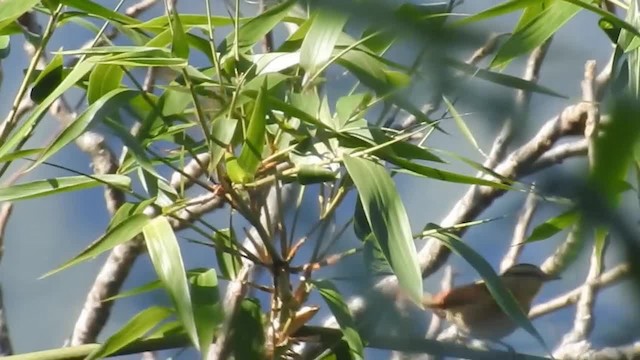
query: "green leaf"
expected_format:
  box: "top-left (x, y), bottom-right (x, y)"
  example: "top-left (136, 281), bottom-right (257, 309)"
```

top-left (313, 280), bottom-right (364, 360)
top-left (219, 0), bottom-right (296, 59)
top-left (127, 14), bottom-right (241, 31)
top-left (622, 0), bottom-right (640, 96)
top-left (89, 49), bottom-right (187, 67)
top-left (42, 213), bottom-right (149, 278)
top-left (0, 34), bottom-right (10, 59)
top-left (561, 0), bottom-right (640, 40)
top-left (230, 299), bottom-right (265, 360)
top-left (0, 148), bottom-right (42, 163)
top-left (106, 269), bottom-right (210, 301)
top-left (0, 61), bottom-right (95, 160)
top-left (190, 269), bottom-right (221, 357)
top-left (343, 155), bottom-right (423, 305)
top-left (390, 156), bottom-right (511, 190)
top-left (443, 96), bottom-right (484, 156)
top-left (169, 7), bottom-right (190, 59)
top-left (143, 216), bottom-right (199, 349)
top-left (590, 96), bottom-right (640, 205)
top-left (0, 0), bottom-right (40, 32)
top-left (300, 7), bottom-right (348, 80)
top-left (27, 89), bottom-right (139, 172)
top-left (212, 229), bottom-right (242, 280)
top-left (428, 230), bottom-right (552, 354)
top-left (0, 174), bottom-right (130, 203)
top-left (209, 117), bottom-right (239, 173)
top-left (490, 1), bottom-right (580, 69)
top-left (60, 0), bottom-right (140, 25)
top-left (336, 93), bottom-right (371, 128)
top-left (450, 60), bottom-right (567, 98)
top-left (452, 0), bottom-right (541, 26)
top-left (86, 307), bottom-right (173, 360)
top-left (594, 227), bottom-right (608, 273)
top-left (87, 64), bottom-right (124, 104)
top-left (527, 210), bottom-right (580, 242)
top-left (30, 52), bottom-right (64, 104)
top-left (234, 80), bottom-right (268, 182)
top-left (104, 117), bottom-right (163, 193)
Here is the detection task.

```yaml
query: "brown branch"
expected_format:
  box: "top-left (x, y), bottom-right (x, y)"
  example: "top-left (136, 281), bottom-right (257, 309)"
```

top-left (530, 263), bottom-right (629, 319)
top-left (555, 243), bottom-right (603, 350)
top-left (500, 189), bottom-right (538, 272)
top-left (483, 38), bottom-right (552, 170)
top-left (525, 140), bottom-right (588, 175)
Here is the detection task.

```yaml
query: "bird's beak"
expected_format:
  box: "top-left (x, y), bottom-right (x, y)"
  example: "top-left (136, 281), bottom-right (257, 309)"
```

top-left (544, 273), bottom-right (561, 281)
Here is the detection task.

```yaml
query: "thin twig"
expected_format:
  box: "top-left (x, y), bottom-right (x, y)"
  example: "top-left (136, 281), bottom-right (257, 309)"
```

top-left (501, 189), bottom-right (538, 272)
top-left (483, 38), bottom-right (552, 170)
top-left (530, 263), bottom-right (629, 319)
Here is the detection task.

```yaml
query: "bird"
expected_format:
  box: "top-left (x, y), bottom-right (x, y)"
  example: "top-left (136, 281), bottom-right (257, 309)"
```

top-left (422, 263), bottom-right (559, 341)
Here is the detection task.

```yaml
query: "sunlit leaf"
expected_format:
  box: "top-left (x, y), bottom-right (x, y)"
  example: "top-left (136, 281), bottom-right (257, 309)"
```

top-left (453, 0), bottom-right (541, 26)
top-left (428, 229), bottom-right (552, 353)
top-left (0, 0), bottom-right (40, 32)
top-left (169, 7), bottom-right (189, 59)
top-left (300, 7), bottom-right (348, 82)
top-left (343, 155), bottom-right (423, 305)
top-left (60, 0), bottom-right (140, 25)
top-left (490, 1), bottom-right (580, 69)
top-left (87, 64), bottom-right (124, 104)
top-left (233, 80), bottom-right (268, 183)
top-left (313, 280), bottom-right (364, 360)
top-left (527, 209), bottom-right (580, 242)
top-left (191, 269), bottom-right (221, 357)
top-left (0, 61), bottom-right (94, 163)
top-left (42, 212), bottom-right (149, 278)
top-left (27, 88), bottom-right (139, 172)
top-left (143, 216), bottom-right (199, 349)
top-left (86, 307), bottom-right (173, 360)
top-left (0, 174), bottom-right (130, 203)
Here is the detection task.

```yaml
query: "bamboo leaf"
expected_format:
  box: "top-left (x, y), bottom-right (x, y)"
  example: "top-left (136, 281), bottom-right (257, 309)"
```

top-left (143, 216), bottom-right (199, 349)
top-left (0, 174), bottom-right (130, 203)
top-left (343, 155), bottom-right (423, 305)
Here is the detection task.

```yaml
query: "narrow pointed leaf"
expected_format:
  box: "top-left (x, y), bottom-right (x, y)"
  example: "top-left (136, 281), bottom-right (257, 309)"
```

top-left (443, 96), bottom-right (484, 156)
top-left (143, 216), bottom-right (199, 349)
top-left (30, 52), bottom-right (64, 103)
top-left (86, 307), bottom-right (173, 360)
top-left (191, 269), bottom-right (221, 357)
top-left (230, 299), bottom-right (265, 360)
top-left (60, 0), bottom-right (140, 25)
top-left (313, 280), bottom-right (364, 360)
top-left (527, 210), bottom-right (579, 242)
top-left (429, 230), bottom-right (552, 354)
top-left (87, 64), bottom-right (124, 104)
top-left (42, 213), bottom-right (149, 278)
top-left (453, 0), bottom-right (540, 26)
top-left (300, 7), bottom-right (348, 79)
top-left (0, 0), bottom-right (40, 32)
top-left (0, 174), bottom-right (130, 202)
top-left (27, 88), bottom-right (139, 172)
top-left (169, 8), bottom-right (190, 59)
top-left (490, 1), bottom-right (580, 69)
top-left (235, 81), bottom-right (267, 182)
top-left (343, 155), bottom-right (423, 305)
top-left (212, 229), bottom-right (242, 280)
top-left (0, 61), bottom-right (95, 160)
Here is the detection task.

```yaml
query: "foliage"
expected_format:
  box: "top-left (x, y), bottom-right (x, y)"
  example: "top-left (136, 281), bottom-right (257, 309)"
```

top-left (0, 0), bottom-right (639, 359)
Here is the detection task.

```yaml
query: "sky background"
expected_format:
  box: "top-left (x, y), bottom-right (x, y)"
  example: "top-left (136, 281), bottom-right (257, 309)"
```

top-left (1, 0), bottom-right (639, 359)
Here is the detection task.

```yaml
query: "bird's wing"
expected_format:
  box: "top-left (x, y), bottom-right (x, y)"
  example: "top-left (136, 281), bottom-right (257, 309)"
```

top-left (427, 281), bottom-right (490, 309)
